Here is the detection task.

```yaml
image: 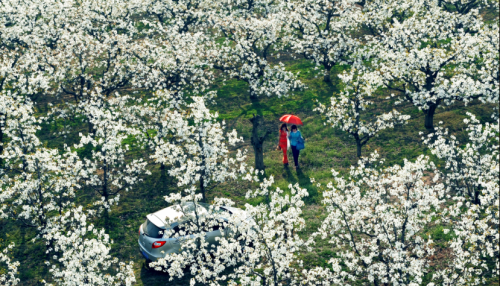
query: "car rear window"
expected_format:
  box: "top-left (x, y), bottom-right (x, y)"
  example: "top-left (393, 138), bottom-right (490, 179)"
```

top-left (142, 219), bottom-right (164, 238)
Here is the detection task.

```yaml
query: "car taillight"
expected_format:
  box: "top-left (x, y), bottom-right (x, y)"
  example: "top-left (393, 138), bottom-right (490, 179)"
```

top-left (139, 226), bottom-right (141, 236)
top-left (152, 241), bottom-right (166, 249)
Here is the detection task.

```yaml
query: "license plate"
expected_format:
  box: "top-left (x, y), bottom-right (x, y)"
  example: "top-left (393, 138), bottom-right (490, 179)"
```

top-left (141, 250), bottom-right (149, 260)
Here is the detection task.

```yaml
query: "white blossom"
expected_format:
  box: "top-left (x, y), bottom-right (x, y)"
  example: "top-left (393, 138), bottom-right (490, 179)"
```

top-left (76, 92), bottom-right (150, 211)
top-left (316, 67), bottom-right (410, 157)
top-left (0, 243), bottom-right (20, 286)
top-left (152, 176), bottom-right (309, 286)
top-left (308, 152), bottom-right (446, 285)
top-left (43, 207), bottom-right (136, 286)
top-left (425, 113), bottom-right (499, 285)
top-left (287, 0), bottom-right (362, 82)
top-left (358, 0), bottom-right (499, 129)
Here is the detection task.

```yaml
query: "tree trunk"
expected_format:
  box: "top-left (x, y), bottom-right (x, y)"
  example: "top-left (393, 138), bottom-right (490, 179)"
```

top-left (356, 140), bottom-right (362, 158)
top-left (102, 162), bottom-right (110, 229)
top-left (200, 176), bottom-right (206, 203)
top-left (474, 189), bottom-right (481, 205)
top-left (103, 164), bottom-right (109, 201)
top-left (424, 103), bottom-right (438, 131)
top-left (250, 115), bottom-right (269, 172)
top-left (323, 66), bottom-right (332, 83)
top-left (250, 93), bottom-right (259, 102)
top-left (103, 208), bottom-right (110, 231)
top-left (354, 100), bottom-right (362, 158)
top-left (88, 120), bottom-right (95, 135)
top-left (198, 136), bottom-right (208, 203)
top-left (253, 142), bottom-right (265, 171)
top-left (160, 163), bottom-right (167, 195)
top-left (0, 113), bottom-right (4, 167)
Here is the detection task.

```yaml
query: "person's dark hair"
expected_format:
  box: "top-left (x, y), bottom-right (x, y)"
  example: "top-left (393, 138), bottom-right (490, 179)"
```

top-left (280, 123), bottom-right (288, 131)
top-left (291, 125), bottom-right (297, 131)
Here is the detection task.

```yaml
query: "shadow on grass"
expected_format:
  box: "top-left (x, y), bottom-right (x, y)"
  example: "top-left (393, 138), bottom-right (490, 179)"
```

top-left (281, 161), bottom-right (319, 204)
top-left (283, 164), bottom-right (297, 184)
top-left (139, 258), bottom-right (242, 286)
top-left (139, 260), bottom-right (192, 286)
top-left (296, 167), bottom-right (319, 204)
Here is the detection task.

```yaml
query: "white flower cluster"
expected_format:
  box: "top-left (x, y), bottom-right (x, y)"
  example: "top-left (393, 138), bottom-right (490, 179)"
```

top-left (43, 207), bottom-right (136, 286)
top-left (207, 0), bottom-right (304, 98)
top-left (316, 67), bottom-right (410, 157)
top-left (75, 93), bottom-right (150, 211)
top-left (287, 0), bottom-right (362, 82)
top-left (306, 152), bottom-right (445, 285)
top-left (0, 94), bottom-right (136, 283)
top-left (0, 93), bottom-right (41, 158)
top-left (0, 243), bottom-right (20, 286)
top-left (1, 0), bottom-right (498, 284)
top-left (358, 0), bottom-right (499, 129)
top-left (0, 148), bottom-right (91, 234)
top-left (129, 89), bottom-right (247, 201)
top-left (302, 112), bottom-right (498, 285)
top-left (424, 114), bottom-right (499, 285)
top-left (160, 96), bottom-right (247, 199)
top-left (151, 176), bottom-right (309, 286)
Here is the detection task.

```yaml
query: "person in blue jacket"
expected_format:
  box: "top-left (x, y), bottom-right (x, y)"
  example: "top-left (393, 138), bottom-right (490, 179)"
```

top-left (288, 125), bottom-right (302, 169)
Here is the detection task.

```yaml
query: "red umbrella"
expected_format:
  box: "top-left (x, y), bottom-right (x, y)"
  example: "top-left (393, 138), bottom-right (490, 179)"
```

top-left (279, 114), bottom-right (303, 126)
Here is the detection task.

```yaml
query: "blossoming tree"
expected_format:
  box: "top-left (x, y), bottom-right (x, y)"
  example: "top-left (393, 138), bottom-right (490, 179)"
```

top-left (159, 96), bottom-right (247, 202)
top-left (151, 175), bottom-right (309, 286)
top-left (42, 206), bottom-right (136, 286)
top-left (0, 148), bottom-right (92, 240)
top-left (0, 243), bottom-right (19, 286)
top-left (76, 92), bottom-right (149, 215)
top-left (130, 90), bottom-right (246, 200)
top-left (0, 93), bottom-right (41, 167)
top-left (287, 0), bottom-right (362, 83)
top-left (206, 0), bottom-right (303, 170)
top-left (361, 0), bottom-right (499, 130)
top-left (306, 153), bottom-right (446, 285)
top-left (425, 114), bottom-right (499, 285)
top-left (316, 68), bottom-right (410, 157)
top-left (0, 0), bottom-right (52, 102)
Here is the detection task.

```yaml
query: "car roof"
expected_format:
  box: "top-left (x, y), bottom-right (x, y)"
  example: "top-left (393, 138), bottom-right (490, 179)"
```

top-left (147, 204), bottom-right (246, 228)
top-left (147, 207), bottom-right (184, 229)
top-left (221, 206), bottom-right (244, 214)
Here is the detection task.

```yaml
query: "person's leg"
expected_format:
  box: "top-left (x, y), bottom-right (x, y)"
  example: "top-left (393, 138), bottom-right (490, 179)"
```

top-left (281, 144), bottom-right (288, 165)
top-left (292, 145), bottom-right (299, 167)
top-left (296, 148), bottom-right (300, 168)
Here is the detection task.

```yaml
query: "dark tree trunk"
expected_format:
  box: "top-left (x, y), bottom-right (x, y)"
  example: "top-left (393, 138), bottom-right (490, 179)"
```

top-left (473, 189), bottom-right (481, 205)
top-left (160, 163), bottom-right (167, 195)
top-left (0, 113), bottom-right (4, 166)
top-left (424, 103), bottom-right (438, 131)
top-left (198, 136), bottom-right (207, 203)
top-left (103, 164), bottom-right (109, 201)
top-left (250, 114), bottom-right (271, 172)
top-left (250, 93), bottom-right (259, 102)
top-left (88, 120), bottom-right (95, 135)
top-left (103, 208), bottom-right (110, 231)
top-left (102, 161), bottom-right (110, 229)
top-left (354, 99), bottom-right (362, 158)
top-left (356, 140), bottom-right (362, 158)
top-left (323, 67), bottom-right (332, 83)
top-left (253, 142), bottom-right (265, 171)
top-left (200, 176), bottom-right (206, 203)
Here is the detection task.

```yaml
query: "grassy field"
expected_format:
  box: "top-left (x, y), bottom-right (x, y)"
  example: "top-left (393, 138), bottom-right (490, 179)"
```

top-left (1, 54), bottom-right (497, 285)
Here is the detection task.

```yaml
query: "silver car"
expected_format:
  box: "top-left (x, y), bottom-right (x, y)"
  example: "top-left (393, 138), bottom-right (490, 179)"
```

top-left (138, 202), bottom-right (249, 262)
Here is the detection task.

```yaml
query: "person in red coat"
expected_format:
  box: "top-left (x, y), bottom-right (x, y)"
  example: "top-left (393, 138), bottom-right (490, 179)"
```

top-left (278, 123), bottom-right (289, 166)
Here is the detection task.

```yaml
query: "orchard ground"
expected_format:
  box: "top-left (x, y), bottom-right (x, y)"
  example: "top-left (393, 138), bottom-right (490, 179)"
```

top-left (3, 57), bottom-right (497, 285)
